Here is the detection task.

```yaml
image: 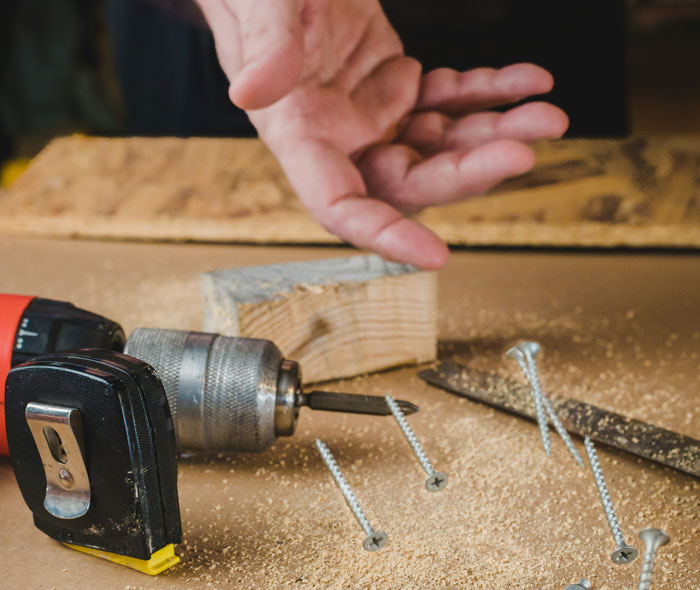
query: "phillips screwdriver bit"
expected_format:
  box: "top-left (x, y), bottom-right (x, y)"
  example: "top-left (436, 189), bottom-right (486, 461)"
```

top-left (297, 390), bottom-right (419, 416)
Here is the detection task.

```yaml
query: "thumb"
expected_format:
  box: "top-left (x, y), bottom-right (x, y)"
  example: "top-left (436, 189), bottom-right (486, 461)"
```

top-left (225, 0), bottom-right (304, 110)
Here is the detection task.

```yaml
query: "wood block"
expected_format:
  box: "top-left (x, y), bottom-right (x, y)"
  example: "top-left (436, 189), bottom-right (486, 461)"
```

top-left (201, 255), bottom-right (437, 383)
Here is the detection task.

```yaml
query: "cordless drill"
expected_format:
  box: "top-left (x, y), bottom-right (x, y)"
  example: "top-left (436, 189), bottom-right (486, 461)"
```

top-left (1, 296), bottom-right (416, 456)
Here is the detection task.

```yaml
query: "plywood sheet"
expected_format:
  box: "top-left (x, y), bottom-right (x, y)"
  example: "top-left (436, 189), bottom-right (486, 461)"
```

top-left (1, 135), bottom-right (699, 247)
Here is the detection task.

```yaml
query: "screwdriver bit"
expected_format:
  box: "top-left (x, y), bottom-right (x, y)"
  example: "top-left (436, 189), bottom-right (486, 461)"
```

top-left (297, 391), bottom-right (419, 416)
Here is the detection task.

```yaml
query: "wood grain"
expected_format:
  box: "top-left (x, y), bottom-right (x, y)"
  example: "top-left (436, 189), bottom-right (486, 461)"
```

top-left (1, 134), bottom-right (699, 247)
top-left (201, 255), bottom-right (437, 383)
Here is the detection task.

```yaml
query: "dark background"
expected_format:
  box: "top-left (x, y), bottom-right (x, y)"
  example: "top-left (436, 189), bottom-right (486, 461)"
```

top-left (1, 0), bottom-right (699, 167)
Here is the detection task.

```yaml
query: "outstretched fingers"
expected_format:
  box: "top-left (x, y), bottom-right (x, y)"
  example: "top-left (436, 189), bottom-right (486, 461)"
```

top-left (358, 139), bottom-right (536, 212)
top-left (275, 138), bottom-right (450, 269)
top-left (417, 63), bottom-right (555, 116)
top-left (398, 101), bottom-right (569, 156)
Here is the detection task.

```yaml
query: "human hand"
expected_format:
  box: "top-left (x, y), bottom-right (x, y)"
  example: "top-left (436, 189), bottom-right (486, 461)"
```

top-left (196, 0), bottom-right (569, 269)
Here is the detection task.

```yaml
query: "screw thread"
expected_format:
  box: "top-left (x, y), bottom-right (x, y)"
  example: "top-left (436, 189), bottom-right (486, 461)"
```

top-left (315, 438), bottom-right (374, 536)
top-left (584, 437), bottom-right (625, 548)
top-left (385, 394), bottom-right (435, 476)
top-left (515, 355), bottom-right (552, 455)
top-left (542, 396), bottom-right (586, 468)
top-left (638, 545), bottom-right (660, 590)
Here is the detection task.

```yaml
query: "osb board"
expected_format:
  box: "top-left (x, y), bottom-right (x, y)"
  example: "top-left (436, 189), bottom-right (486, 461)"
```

top-left (1, 135), bottom-right (700, 247)
top-left (0, 237), bottom-right (698, 589)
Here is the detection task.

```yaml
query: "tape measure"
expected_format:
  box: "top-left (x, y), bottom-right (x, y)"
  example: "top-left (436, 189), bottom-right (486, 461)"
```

top-left (5, 349), bottom-right (182, 574)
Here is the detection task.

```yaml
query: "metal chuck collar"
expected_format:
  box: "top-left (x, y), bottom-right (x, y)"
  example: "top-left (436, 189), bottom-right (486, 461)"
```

top-left (273, 359), bottom-right (302, 437)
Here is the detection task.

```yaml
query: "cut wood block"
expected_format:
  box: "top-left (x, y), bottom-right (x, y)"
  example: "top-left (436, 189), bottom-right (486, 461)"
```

top-left (201, 255), bottom-right (437, 383)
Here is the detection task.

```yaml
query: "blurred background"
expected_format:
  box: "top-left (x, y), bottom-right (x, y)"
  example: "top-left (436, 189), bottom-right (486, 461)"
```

top-left (1, 0), bottom-right (699, 185)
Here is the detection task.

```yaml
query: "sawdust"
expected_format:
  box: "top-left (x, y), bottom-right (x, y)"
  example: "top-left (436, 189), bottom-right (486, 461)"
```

top-left (166, 387), bottom-right (699, 589)
top-left (1, 240), bottom-right (699, 589)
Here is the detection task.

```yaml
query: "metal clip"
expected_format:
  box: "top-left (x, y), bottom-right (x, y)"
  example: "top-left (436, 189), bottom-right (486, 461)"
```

top-left (25, 402), bottom-right (91, 519)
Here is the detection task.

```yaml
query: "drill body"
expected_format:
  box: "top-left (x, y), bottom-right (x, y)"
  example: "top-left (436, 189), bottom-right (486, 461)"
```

top-left (0, 294), bottom-right (125, 454)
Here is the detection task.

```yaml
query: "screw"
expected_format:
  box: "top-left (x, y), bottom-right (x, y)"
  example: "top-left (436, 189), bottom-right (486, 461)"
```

top-left (518, 341), bottom-right (585, 468)
top-left (506, 345), bottom-right (551, 456)
top-left (564, 579), bottom-right (592, 590)
top-left (507, 343), bottom-right (586, 468)
top-left (315, 438), bottom-right (388, 552)
top-left (637, 528), bottom-right (670, 590)
top-left (583, 437), bottom-right (638, 564)
top-left (540, 396), bottom-right (585, 468)
top-left (58, 468), bottom-right (74, 488)
top-left (385, 395), bottom-right (448, 492)
top-left (518, 341), bottom-right (585, 466)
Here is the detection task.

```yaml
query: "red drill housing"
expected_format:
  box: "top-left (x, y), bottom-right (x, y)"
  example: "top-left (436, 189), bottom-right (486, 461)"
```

top-left (0, 294), bottom-right (125, 454)
top-left (0, 295), bottom-right (34, 454)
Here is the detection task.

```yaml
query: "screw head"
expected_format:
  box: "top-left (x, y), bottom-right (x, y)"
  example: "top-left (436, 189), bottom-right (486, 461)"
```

top-left (564, 579), bottom-right (592, 590)
top-left (639, 528), bottom-right (670, 552)
top-left (517, 341), bottom-right (542, 358)
top-left (362, 530), bottom-right (388, 552)
top-left (58, 468), bottom-right (74, 489)
top-left (425, 472), bottom-right (448, 492)
top-left (611, 544), bottom-right (639, 564)
top-left (505, 346), bottom-right (526, 362)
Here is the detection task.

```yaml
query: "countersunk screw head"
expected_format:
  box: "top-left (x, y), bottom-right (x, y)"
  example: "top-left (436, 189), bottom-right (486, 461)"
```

top-left (564, 579), bottom-right (592, 590)
top-left (505, 346), bottom-right (526, 362)
top-left (612, 544), bottom-right (639, 564)
top-left (518, 341), bottom-right (542, 357)
top-left (425, 471), bottom-right (449, 492)
top-left (639, 528), bottom-right (670, 551)
top-left (363, 530), bottom-right (388, 552)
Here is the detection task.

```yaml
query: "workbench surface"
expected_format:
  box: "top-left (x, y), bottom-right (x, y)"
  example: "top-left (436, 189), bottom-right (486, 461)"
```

top-left (1, 237), bottom-right (698, 589)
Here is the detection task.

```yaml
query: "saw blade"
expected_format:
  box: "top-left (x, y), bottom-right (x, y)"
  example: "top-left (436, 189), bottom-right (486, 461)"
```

top-left (418, 360), bottom-right (700, 479)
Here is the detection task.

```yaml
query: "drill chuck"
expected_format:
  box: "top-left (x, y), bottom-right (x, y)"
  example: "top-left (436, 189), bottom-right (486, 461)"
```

top-left (125, 328), bottom-right (301, 453)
